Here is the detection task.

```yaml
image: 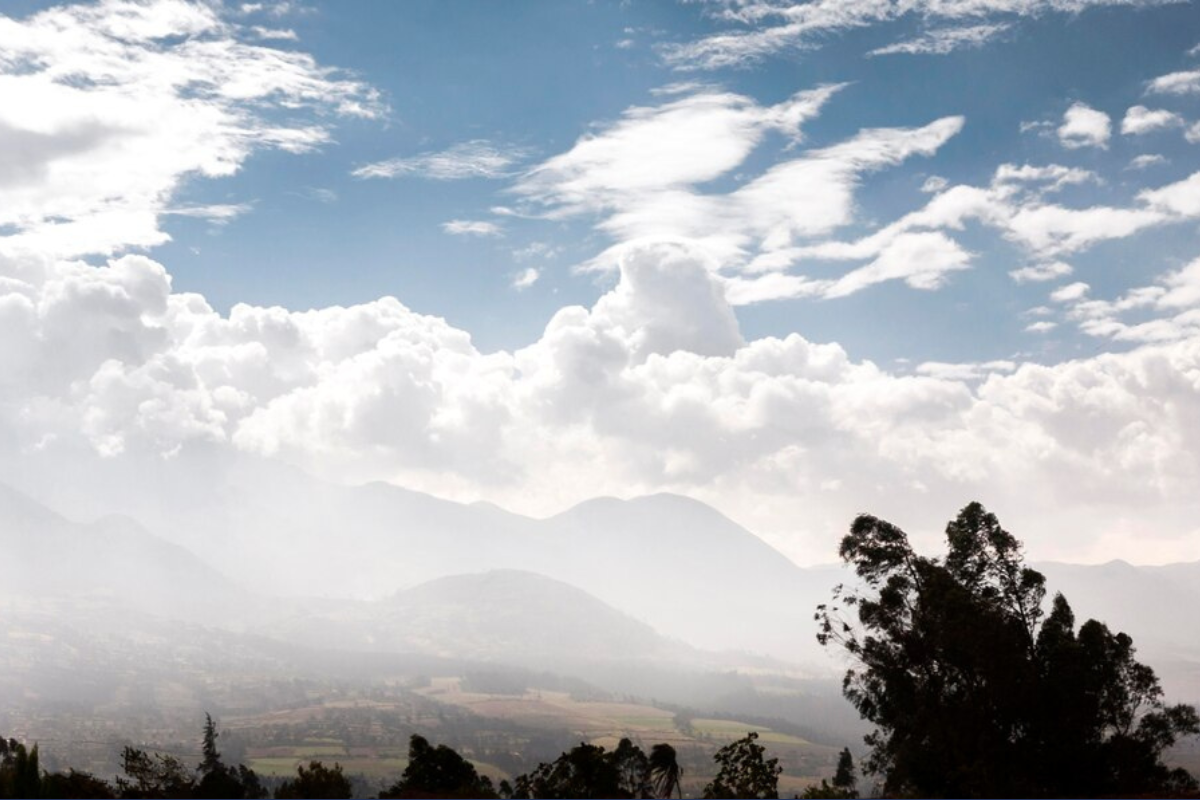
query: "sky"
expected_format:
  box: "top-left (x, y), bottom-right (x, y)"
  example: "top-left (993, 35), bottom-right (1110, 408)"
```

top-left (2, 0), bottom-right (1200, 566)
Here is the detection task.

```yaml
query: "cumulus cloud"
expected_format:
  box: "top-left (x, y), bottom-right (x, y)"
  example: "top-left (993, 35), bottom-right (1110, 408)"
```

top-left (1121, 105), bottom-right (1182, 135)
top-left (352, 141), bottom-right (527, 180)
top-left (1058, 102), bottom-right (1111, 149)
top-left (1051, 281), bottom-right (1090, 302)
top-left (1147, 68), bottom-right (1200, 95)
top-left (6, 240), bottom-right (1200, 565)
top-left (0, 0), bottom-right (381, 259)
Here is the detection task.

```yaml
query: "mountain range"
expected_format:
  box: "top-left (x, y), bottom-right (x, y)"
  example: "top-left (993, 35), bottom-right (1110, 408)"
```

top-left (2, 452), bottom-right (1197, 699)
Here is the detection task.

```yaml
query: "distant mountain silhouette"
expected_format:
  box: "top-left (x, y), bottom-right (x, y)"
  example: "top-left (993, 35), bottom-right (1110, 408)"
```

top-left (4, 455), bottom-right (1200, 695)
top-left (0, 482), bottom-right (250, 624)
top-left (271, 570), bottom-right (695, 666)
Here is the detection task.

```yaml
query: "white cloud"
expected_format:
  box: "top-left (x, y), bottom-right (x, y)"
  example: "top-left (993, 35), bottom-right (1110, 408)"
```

top-left (165, 203), bottom-right (254, 225)
top-left (1025, 320), bottom-right (1057, 332)
top-left (821, 232), bottom-right (972, 298)
top-left (663, 0), bottom-right (1164, 70)
top-left (512, 268), bottom-right (540, 290)
top-left (1010, 260), bottom-right (1073, 283)
top-left (796, 161), bottom-right (1199, 268)
top-left (442, 220), bottom-right (503, 237)
top-left (1186, 122), bottom-right (1200, 144)
top-left (1141, 170), bottom-right (1200, 218)
top-left (1120, 105), bottom-right (1182, 135)
top-left (1051, 281), bottom-right (1090, 302)
top-left (248, 25), bottom-right (297, 40)
top-left (921, 175), bottom-right (950, 193)
top-left (516, 86), bottom-right (843, 217)
top-left (1128, 153), bottom-right (1168, 169)
top-left (1061, 257), bottom-right (1200, 343)
top-left (352, 141), bottom-right (527, 180)
top-left (1147, 68), bottom-right (1200, 95)
top-left (7, 240), bottom-right (1200, 565)
top-left (512, 241), bottom-right (562, 262)
top-left (916, 360), bottom-right (1016, 381)
top-left (516, 84), bottom-right (965, 302)
top-left (1057, 102), bottom-right (1111, 149)
top-left (0, 0), bottom-right (380, 259)
top-left (869, 23), bottom-right (1010, 56)
top-left (993, 163), bottom-right (1097, 194)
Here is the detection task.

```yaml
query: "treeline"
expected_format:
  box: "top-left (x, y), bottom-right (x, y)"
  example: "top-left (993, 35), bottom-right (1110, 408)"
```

top-left (1, 720), bottom-right (854, 799)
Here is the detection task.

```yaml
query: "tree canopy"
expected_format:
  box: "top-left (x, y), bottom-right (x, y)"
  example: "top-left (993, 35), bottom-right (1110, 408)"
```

top-left (817, 501), bottom-right (1200, 798)
top-left (380, 735), bottom-right (497, 799)
top-left (701, 732), bottom-right (780, 799)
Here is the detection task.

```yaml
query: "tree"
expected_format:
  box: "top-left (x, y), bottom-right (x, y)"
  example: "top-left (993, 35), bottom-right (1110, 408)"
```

top-left (117, 747), bottom-right (196, 799)
top-left (817, 501), bottom-right (1200, 798)
top-left (194, 714), bottom-right (265, 799)
top-left (647, 744), bottom-right (682, 800)
top-left (41, 768), bottom-right (117, 799)
top-left (380, 735), bottom-right (497, 799)
top-left (612, 738), bottom-right (651, 800)
top-left (510, 740), bottom-right (644, 799)
top-left (274, 761), bottom-right (352, 800)
top-left (832, 748), bottom-right (855, 794)
top-left (701, 733), bottom-right (780, 799)
top-left (200, 714), bottom-right (222, 779)
top-left (0, 738), bottom-right (42, 800)
top-left (800, 748), bottom-right (856, 799)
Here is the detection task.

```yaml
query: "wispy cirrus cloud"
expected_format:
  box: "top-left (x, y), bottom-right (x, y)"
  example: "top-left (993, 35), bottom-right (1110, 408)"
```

top-left (353, 141), bottom-right (529, 180)
top-left (0, 0), bottom-right (381, 259)
top-left (442, 219), bottom-right (504, 237)
top-left (869, 23), bottom-right (1011, 57)
top-left (662, 0), bottom-right (1171, 70)
top-left (514, 83), bottom-right (967, 302)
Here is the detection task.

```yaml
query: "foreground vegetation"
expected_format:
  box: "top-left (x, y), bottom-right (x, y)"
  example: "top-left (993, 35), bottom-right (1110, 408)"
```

top-left (1, 719), bottom-right (844, 799)
top-left (3, 501), bottom-right (1197, 798)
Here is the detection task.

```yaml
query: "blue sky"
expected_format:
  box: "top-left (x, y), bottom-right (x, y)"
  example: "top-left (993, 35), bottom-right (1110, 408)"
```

top-left (135, 1), bottom-right (1200, 360)
top-left (4, 0), bottom-right (1200, 564)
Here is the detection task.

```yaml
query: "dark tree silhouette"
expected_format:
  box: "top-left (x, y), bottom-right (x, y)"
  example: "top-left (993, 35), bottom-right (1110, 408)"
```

top-left (117, 747), bottom-right (195, 799)
top-left (200, 715), bottom-right (221, 778)
top-left (380, 734), bottom-right (497, 799)
top-left (701, 732), bottom-right (780, 799)
top-left (40, 768), bottom-right (117, 799)
top-left (817, 501), bottom-right (1200, 798)
top-left (273, 761), bottom-right (352, 800)
top-left (192, 714), bottom-right (264, 799)
top-left (647, 743), bottom-right (682, 800)
top-left (800, 748), bottom-right (856, 799)
top-left (0, 738), bottom-right (42, 800)
top-left (510, 739), bottom-right (653, 799)
top-left (832, 748), bottom-right (855, 793)
top-left (612, 738), bottom-right (651, 799)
